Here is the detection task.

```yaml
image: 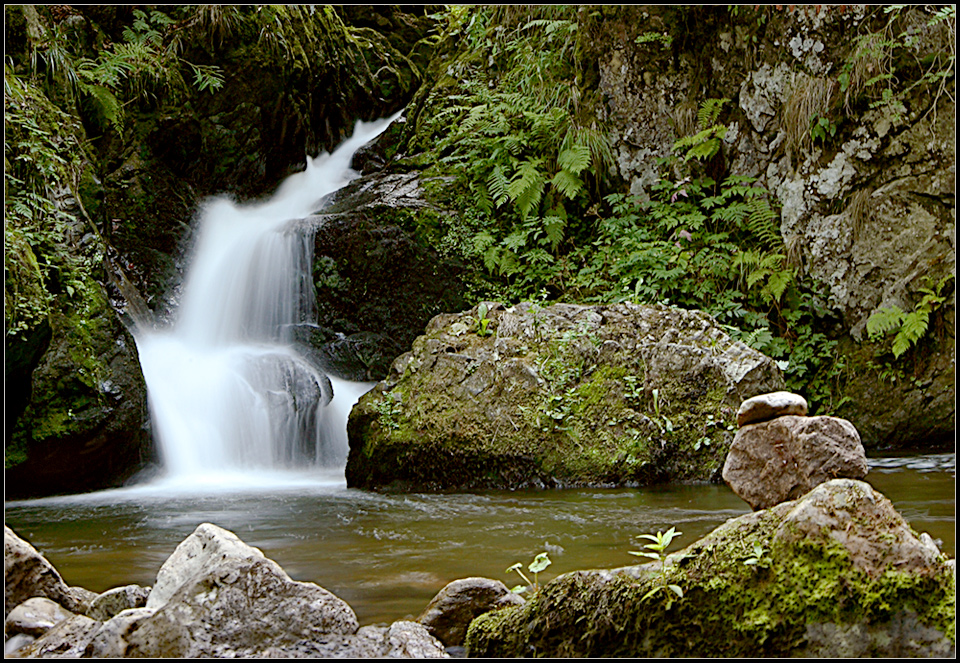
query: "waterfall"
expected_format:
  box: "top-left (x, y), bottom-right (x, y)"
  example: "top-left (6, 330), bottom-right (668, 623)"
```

top-left (135, 116), bottom-right (396, 489)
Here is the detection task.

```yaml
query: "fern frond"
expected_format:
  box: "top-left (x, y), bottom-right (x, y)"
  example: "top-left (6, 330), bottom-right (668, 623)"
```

top-left (508, 159), bottom-right (546, 218)
top-left (551, 169), bottom-right (584, 200)
top-left (557, 143), bottom-right (591, 176)
top-left (543, 215), bottom-right (565, 251)
top-left (866, 305), bottom-right (906, 340)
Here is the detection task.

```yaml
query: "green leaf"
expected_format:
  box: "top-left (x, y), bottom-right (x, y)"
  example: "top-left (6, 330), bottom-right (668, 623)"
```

top-left (866, 305), bottom-right (906, 340)
top-left (557, 143), bottom-right (591, 175)
top-left (529, 552), bottom-right (552, 574)
top-left (551, 169), bottom-right (584, 200)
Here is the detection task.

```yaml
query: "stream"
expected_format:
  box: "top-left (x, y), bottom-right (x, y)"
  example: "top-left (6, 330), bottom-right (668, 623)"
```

top-left (4, 450), bottom-right (954, 625)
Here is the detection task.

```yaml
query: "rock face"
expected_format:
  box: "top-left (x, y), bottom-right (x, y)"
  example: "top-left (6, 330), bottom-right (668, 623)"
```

top-left (465, 479), bottom-right (955, 658)
top-left (302, 164), bottom-right (470, 382)
top-left (5, 302), bottom-right (152, 499)
top-left (5, 523), bottom-right (449, 659)
top-left (347, 301), bottom-right (784, 491)
top-left (595, 5), bottom-right (955, 448)
top-left (723, 414), bottom-right (869, 510)
top-left (417, 577), bottom-right (525, 648)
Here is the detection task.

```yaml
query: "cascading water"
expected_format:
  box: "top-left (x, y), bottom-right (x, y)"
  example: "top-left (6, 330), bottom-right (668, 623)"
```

top-left (136, 116), bottom-right (396, 489)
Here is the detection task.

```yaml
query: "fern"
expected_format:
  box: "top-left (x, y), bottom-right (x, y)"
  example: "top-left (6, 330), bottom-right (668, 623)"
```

top-left (557, 143), bottom-right (591, 175)
top-left (508, 159), bottom-right (546, 218)
top-left (866, 305), bottom-right (906, 340)
top-left (551, 169), bottom-right (584, 200)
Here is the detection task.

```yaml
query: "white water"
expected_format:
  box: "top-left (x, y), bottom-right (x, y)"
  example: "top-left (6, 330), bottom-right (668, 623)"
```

top-left (135, 116), bottom-right (396, 490)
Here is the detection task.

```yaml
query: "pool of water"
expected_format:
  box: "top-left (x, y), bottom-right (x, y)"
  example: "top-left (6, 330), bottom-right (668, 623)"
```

top-left (4, 452), bottom-right (954, 625)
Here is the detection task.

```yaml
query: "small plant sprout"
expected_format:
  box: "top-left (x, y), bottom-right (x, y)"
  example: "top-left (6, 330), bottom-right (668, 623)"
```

top-left (629, 527), bottom-right (684, 607)
top-left (744, 542), bottom-right (766, 566)
top-left (476, 302), bottom-right (493, 337)
top-left (506, 551), bottom-right (552, 594)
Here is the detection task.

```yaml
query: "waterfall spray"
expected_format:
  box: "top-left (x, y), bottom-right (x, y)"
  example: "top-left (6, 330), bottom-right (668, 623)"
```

top-left (136, 116), bottom-right (396, 488)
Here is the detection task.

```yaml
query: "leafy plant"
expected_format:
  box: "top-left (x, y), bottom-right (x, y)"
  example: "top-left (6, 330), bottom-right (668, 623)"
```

top-left (629, 527), bottom-right (684, 607)
top-left (507, 551), bottom-right (552, 594)
top-left (476, 303), bottom-right (493, 337)
top-left (743, 541), bottom-right (766, 566)
top-left (866, 276), bottom-right (953, 358)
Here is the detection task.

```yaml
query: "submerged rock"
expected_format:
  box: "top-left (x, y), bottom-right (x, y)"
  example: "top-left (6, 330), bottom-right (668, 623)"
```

top-left (723, 414), bottom-right (868, 510)
top-left (465, 479), bottom-right (955, 658)
top-left (347, 301), bottom-right (785, 491)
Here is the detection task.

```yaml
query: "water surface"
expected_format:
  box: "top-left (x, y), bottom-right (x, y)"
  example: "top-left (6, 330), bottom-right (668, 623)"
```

top-left (5, 452), bottom-right (953, 625)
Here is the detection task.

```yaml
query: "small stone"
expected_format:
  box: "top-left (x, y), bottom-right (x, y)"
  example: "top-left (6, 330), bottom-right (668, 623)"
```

top-left (737, 391), bottom-right (808, 427)
top-left (5, 597), bottom-right (76, 638)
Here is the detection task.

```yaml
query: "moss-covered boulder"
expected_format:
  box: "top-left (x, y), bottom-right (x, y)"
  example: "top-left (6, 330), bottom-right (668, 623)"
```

top-left (346, 301), bottom-right (784, 491)
top-left (465, 478), bottom-right (955, 657)
top-left (5, 290), bottom-right (151, 499)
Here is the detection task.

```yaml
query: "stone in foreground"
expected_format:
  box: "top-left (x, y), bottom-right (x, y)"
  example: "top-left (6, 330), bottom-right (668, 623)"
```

top-left (465, 479), bottom-right (954, 658)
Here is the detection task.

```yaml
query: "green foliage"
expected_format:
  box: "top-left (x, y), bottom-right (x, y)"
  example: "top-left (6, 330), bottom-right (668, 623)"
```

top-left (629, 527), bottom-right (684, 607)
top-left (475, 303), bottom-right (494, 337)
top-left (672, 98), bottom-right (729, 162)
top-left (838, 5), bottom-right (954, 124)
top-left (866, 276), bottom-right (953, 358)
top-left (416, 7), bottom-right (614, 295)
top-left (507, 551), bottom-right (552, 594)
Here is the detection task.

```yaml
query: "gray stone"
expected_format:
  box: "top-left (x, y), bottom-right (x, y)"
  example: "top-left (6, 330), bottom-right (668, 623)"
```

top-left (723, 415), bottom-right (868, 510)
top-left (4, 526), bottom-right (81, 615)
top-left (417, 577), bottom-right (525, 647)
top-left (86, 584), bottom-right (151, 621)
top-left (4, 596), bottom-right (76, 638)
top-left (736, 391), bottom-right (808, 427)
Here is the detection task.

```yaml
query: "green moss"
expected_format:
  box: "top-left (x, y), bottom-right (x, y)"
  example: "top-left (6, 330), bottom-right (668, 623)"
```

top-left (465, 492), bottom-right (956, 657)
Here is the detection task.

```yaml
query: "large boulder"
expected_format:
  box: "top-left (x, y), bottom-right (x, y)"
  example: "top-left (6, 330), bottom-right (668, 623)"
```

top-left (723, 413), bottom-right (869, 510)
top-left (347, 301), bottom-right (785, 491)
top-left (465, 479), bottom-right (955, 657)
top-left (4, 298), bottom-right (152, 499)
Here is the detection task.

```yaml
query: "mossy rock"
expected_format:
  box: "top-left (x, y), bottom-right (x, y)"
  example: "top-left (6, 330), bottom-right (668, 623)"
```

top-left (6, 284), bottom-right (152, 498)
top-left (465, 479), bottom-right (956, 657)
top-left (346, 301), bottom-right (784, 491)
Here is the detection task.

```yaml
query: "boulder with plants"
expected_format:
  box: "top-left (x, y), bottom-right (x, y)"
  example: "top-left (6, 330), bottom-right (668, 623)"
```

top-left (465, 478), bottom-right (955, 657)
top-left (346, 300), bottom-right (784, 491)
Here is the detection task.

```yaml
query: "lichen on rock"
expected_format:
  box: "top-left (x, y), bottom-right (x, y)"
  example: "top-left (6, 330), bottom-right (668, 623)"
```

top-left (346, 300), bottom-right (785, 491)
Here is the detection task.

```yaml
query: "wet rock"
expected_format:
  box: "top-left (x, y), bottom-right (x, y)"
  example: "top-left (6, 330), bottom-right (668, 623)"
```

top-left (4, 302), bottom-right (153, 499)
top-left (465, 479), bottom-right (955, 658)
top-left (85, 584), bottom-right (151, 622)
top-left (5, 597), bottom-right (76, 638)
top-left (736, 391), bottom-right (808, 427)
top-left (4, 526), bottom-right (81, 615)
top-left (348, 301), bottom-right (785, 491)
top-left (7, 614), bottom-right (100, 659)
top-left (417, 577), bottom-right (525, 647)
top-left (303, 170), bottom-right (470, 382)
top-left (722, 414), bottom-right (868, 510)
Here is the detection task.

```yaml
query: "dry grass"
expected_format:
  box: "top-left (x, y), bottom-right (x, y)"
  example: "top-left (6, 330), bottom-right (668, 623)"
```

top-left (782, 74), bottom-right (837, 159)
